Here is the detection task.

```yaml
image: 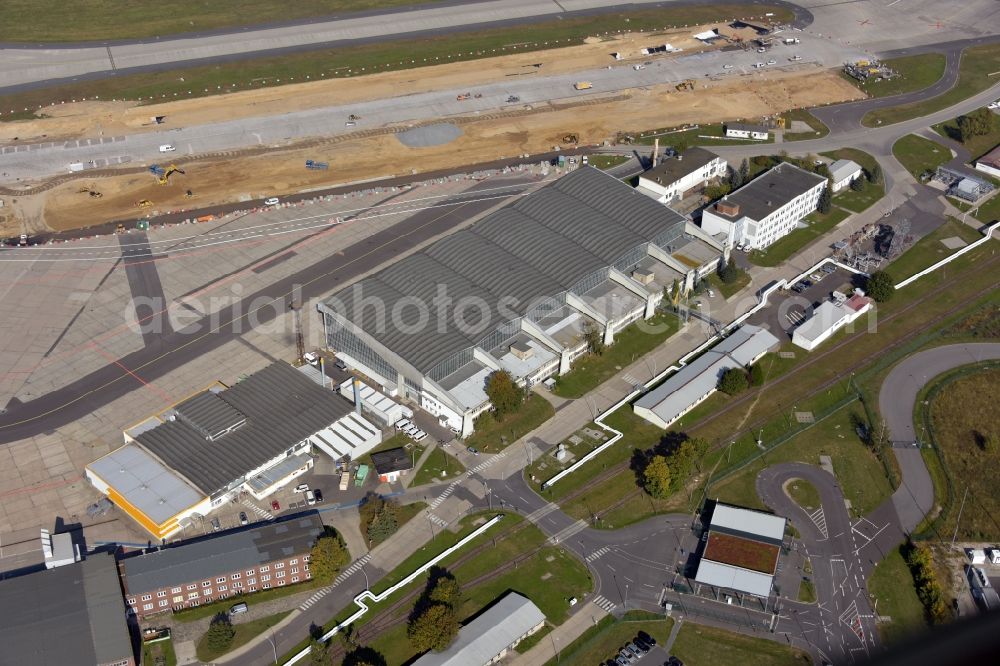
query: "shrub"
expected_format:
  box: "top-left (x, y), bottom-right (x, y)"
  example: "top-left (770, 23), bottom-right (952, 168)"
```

top-left (718, 367), bottom-right (749, 395)
top-left (206, 615), bottom-right (236, 653)
top-left (865, 270), bottom-right (895, 302)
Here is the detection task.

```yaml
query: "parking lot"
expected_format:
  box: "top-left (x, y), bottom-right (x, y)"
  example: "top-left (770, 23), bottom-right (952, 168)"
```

top-left (745, 265), bottom-right (860, 341)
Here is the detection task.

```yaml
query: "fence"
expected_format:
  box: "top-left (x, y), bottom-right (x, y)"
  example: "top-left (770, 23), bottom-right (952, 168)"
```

top-left (895, 220), bottom-right (1000, 289)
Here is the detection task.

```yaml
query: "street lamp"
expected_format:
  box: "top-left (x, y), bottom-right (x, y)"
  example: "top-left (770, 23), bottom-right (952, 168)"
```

top-left (265, 629), bottom-right (278, 665)
top-left (360, 562), bottom-right (370, 591)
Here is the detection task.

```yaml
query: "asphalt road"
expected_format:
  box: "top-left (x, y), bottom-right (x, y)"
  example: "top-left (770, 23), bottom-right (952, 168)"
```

top-left (0, 177), bottom-right (538, 443)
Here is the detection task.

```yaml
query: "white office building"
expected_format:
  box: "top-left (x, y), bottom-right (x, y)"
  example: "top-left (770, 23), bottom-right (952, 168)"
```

top-left (792, 291), bottom-right (872, 351)
top-left (725, 123), bottom-right (769, 140)
top-left (700, 162), bottom-right (827, 250)
top-left (828, 159), bottom-right (863, 193)
top-left (636, 147), bottom-right (727, 203)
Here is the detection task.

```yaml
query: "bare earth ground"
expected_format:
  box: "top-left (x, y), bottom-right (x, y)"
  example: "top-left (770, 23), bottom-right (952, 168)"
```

top-left (0, 25), bottom-right (861, 235)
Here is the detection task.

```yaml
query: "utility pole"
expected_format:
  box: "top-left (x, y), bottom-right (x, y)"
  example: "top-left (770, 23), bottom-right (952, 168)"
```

top-left (951, 486), bottom-right (969, 546)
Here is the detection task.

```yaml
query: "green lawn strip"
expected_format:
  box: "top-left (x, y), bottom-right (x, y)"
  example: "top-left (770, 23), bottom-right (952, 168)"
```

top-left (891, 134), bottom-right (953, 179)
top-left (781, 109), bottom-right (830, 142)
top-left (367, 501), bottom-right (428, 548)
top-left (869, 545), bottom-right (928, 645)
top-left (932, 108), bottom-right (1000, 160)
top-left (786, 478), bottom-right (822, 512)
top-left (195, 611), bottom-right (292, 663)
top-left (0, 1), bottom-right (449, 42)
top-left (966, 191), bottom-right (1000, 223)
top-left (797, 578), bottom-right (816, 604)
top-left (747, 207), bottom-right (851, 268)
top-left (524, 421), bottom-right (606, 487)
top-left (553, 312), bottom-right (681, 398)
top-left (545, 612), bottom-right (673, 665)
top-left (840, 53), bottom-right (946, 99)
top-left (819, 147), bottom-right (886, 213)
top-left (515, 623), bottom-right (553, 653)
top-left (884, 216), bottom-right (987, 283)
top-left (465, 393), bottom-right (554, 453)
top-left (173, 580), bottom-right (318, 622)
top-left (411, 446), bottom-right (465, 486)
top-left (631, 122), bottom-right (775, 147)
top-left (670, 622), bottom-right (810, 666)
top-left (0, 4), bottom-right (792, 114)
top-left (862, 44), bottom-right (1000, 127)
top-left (142, 638), bottom-right (177, 666)
top-left (707, 270), bottom-right (752, 300)
top-left (588, 155), bottom-right (630, 170)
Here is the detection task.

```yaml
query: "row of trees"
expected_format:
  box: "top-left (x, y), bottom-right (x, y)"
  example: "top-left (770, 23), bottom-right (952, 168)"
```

top-left (902, 541), bottom-right (951, 625)
top-left (407, 568), bottom-right (462, 653)
top-left (638, 433), bottom-right (709, 500)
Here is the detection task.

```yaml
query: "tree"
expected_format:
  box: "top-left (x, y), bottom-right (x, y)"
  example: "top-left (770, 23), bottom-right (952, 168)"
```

top-left (957, 108), bottom-right (993, 142)
top-left (206, 615), bottom-right (236, 653)
top-left (429, 576), bottom-right (461, 607)
top-left (484, 369), bottom-right (523, 420)
top-left (748, 363), bottom-right (765, 387)
top-left (727, 166), bottom-right (743, 190)
top-left (865, 270), bottom-right (895, 302)
top-left (739, 158), bottom-right (750, 185)
top-left (704, 183), bottom-right (731, 201)
top-left (582, 320), bottom-right (606, 357)
top-left (408, 603), bottom-right (459, 652)
top-left (310, 531), bottom-right (350, 584)
top-left (643, 455), bottom-right (672, 499)
top-left (817, 186), bottom-right (832, 214)
top-left (717, 260), bottom-right (741, 284)
top-left (867, 163), bottom-right (882, 185)
top-left (308, 638), bottom-right (329, 665)
top-left (342, 647), bottom-right (388, 666)
top-left (360, 493), bottom-right (400, 544)
top-left (718, 367), bottom-right (749, 395)
top-left (849, 176), bottom-right (865, 192)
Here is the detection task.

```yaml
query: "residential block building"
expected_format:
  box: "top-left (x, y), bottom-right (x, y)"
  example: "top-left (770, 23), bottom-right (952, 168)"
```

top-left (120, 514), bottom-right (323, 619)
top-left (700, 162), bottom-right (827, 250)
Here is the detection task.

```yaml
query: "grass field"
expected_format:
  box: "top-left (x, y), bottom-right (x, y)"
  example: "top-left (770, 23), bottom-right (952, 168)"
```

top-left (786, 478), bottom-right (821, 512)
top-left (963, 191), bottom-right (1000, 224)
top-left (195, 611), bottom-right (291, 663)
top-left (933, 108), bottom-right (1000, 160)
top-left (926, 366), bottom-right (1000, 540)
top-left (883, 217), bottom-right (986, 282)
top-left (869, 545), bottom-right (927, 645)
top-left (747, 207), bottom-right (851, 268)
top-left (464, 393), bottom-right (554, 453)
top-left (411, 446), bottom-right (464, 486)
top-left (891, 134), bottom-right (952, 179)
top-left (707, 269), bottom-right (752, 300)
top-left (588, 154), bottom-right (630, 170)
top-left (631, 122), bottom-right (775, 147)
top-left (711, 406), bottom-right (894, 517)
top-left (819, 147), bottom-right (885, 213)
top-left (862, 44), bottom-right (1000, 127)
top-left (670, 622), bottom-right (810, 666)
top-left (798, 577), bottom-right (816, 603)
top-left (553, 311), bottom-right (681, 398)
top-left (174, 580), bottom-right (318, 622)
top-left (0, 1), bottom-right (447, 41)
top-left (782, 109), bottom-right (830, 141)
top-left (544, 613), bottom-right (673, 665)
top-left (0, 4), bottom-right (792, 114)
top-left (142, 638), bottom-right (177, 666)
top-left (841, 53), bottom-right (946, 99)
top-left (364, 501), bottom-right (427, 548)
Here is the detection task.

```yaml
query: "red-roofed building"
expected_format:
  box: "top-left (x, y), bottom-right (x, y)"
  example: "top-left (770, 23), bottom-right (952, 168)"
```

top-left (975, 145), bottom-right (1000, 179)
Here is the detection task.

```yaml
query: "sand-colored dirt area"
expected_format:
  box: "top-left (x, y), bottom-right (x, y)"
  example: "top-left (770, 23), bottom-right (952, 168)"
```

top-left (0, 23), bottom-right (742, 143)
top-left (25, 68), bottom-right (861, 234)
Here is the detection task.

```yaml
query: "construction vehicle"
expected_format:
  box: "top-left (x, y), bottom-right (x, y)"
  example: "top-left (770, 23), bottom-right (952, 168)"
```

top-left (78, 187), bottom-right (102, 198)
top-left (562, 134), bottom-right (578, 144)
top-left (348, 114), bottom-right (360, 121)
top-left (456, 93), bottom-right (471, 101)
top-left (574, 81), bottom-right (592, 90)
top-left (152, 164), bottom-right (184, 185)
top-left (305, 160), bottom-right (329, 170)
top-left (506, 95), bottom-right (520, 103)
top-left (135, 200), bottom-right (153, 209)
top-left (675, 80), bottom-right (695, 91)
top-left (115, 224), bottom-right (126, 233)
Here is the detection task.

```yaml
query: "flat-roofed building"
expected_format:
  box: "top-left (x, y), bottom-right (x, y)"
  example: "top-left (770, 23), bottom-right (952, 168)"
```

top-left (86, 363), bottom-right (379, 539)
top-left (725, 123), bottom-right (769, 140)
top-left (975, 144), bottom-right (1000, 179)
top-left (0, 552), bottom-right (135, 666)
top-left (694, 503), bottom-right (786, 598)
top-left (636, 148), bottom-right (727, 203)
top-left (634, 325), bottom-right (779, 429)
top-left (412, 592), bottom-right (546, 666)
top-left (319, 167), bottom-right (691, 436)
top-left (121, 514), bottom-right (322, 618)
top-left (371, 447), bottom-right (412, 484)
top-left (700, 163), bottom-right (827, 250)
top-left (828, 159), bottom-right (863, 193)
top-left (792, 291), bottom-right (872, 351)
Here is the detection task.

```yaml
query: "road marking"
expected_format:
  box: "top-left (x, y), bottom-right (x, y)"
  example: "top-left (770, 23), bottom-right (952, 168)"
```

top-left (593, 594), bottom-right (617, 613)
top-left (586, 546), bottom-right (612, 563)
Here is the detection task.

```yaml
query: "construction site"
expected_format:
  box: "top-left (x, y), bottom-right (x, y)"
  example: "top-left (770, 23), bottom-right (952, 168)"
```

top-left (0, 20), bottom-right (866, 237)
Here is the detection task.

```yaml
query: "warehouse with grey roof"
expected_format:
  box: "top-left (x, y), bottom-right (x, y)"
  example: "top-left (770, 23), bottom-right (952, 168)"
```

top-left (320, 167), bottom-right (719, 436)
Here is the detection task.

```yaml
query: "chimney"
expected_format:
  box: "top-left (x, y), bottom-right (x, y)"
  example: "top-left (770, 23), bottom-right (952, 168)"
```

top-left (652, 138), bottom-right (659, 168)
top-left (352, 377), bottom-right (363, 415)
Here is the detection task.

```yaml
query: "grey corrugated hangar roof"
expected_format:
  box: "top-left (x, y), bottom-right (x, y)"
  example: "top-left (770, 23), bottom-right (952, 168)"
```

top-left (135, 362), bottom-right (352, 495)
top-left (326, 167), bottom-right (687, 374)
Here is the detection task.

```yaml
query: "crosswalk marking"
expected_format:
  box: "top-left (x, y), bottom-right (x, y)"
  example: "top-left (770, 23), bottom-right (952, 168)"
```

top-left (548, 519), bottom-right (588, 545)
top-left (241, 497), bottom-right (273, 522)
top-left (593, 594), bottom-right (617, 613)
top-left (428, 513), bottom-right (448, 528)
top-left (299, 554), bottom-right (371, 611)
top-left (430, 482), bottom-right (458, 510)
top-left (586, 546), bottom-right (611, 562)
top-left (525, 503), bottom-right (558, 524)
top-left (622, 372), bottom-right (640, 386)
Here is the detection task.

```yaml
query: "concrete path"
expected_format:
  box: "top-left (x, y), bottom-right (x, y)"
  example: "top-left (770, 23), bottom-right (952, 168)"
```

top-left (507, 600), bottom-right (608, 666)
top-left (663, 616), bottom-right (684, 653)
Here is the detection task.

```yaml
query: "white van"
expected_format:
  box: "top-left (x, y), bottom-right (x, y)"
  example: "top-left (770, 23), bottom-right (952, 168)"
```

top-left (305, 489), bottom-right (316, 505)
top-left (158, 144), bottom-right (175, 153)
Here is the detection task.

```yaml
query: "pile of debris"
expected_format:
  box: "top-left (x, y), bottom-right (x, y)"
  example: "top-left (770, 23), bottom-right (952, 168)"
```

top-left (844, 59), bottom-right (897, 82)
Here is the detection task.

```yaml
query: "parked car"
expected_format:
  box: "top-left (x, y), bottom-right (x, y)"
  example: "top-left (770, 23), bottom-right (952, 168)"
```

top-left (211, 517), bottom-right (222, 531)
top-left (295, 483), bottom-right (309, 493)
top-left (394, 419), bottom-right (412, 431)
top-left (412, 430), bottom-right (427, 442)
top-left (723, 64), bottom-right (734, 70)
top-left (614, 657), bottom-right (629, 666)
top-left (626, 642), bottom-right (644, 657)
top-left (303, 351), bottom-right (319, 366)
top-left (707, 289), bottom-right (716, 298)
top-left (239, 511), bottom-right (249, 526)
top-left (467, 446), bottom-right (480, 455)
top-left (271, 499), bottom-right (281, 511)
top-left (313, 489), bottom-right (324, 504)
top-left (264, 197), bottom-right (280, 206)
top-left (767, 59), bottom-right (776, 65)
top-left (305, 489), bottom-right (317, 506)
top-left (619, 647), bottom-right (637, 663)
top-left (230, 602), bottom-right (249, 615)
top-left (158, 144), bottom-right (176, 153)
top-left (637, 630), bottom-right (656, 646)
top-left (634, 637), bottom-right (651, 652)
top-left (667, 657), bottom-right (684, 666)
top-left (334, 359), bottom-right (348, 371)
